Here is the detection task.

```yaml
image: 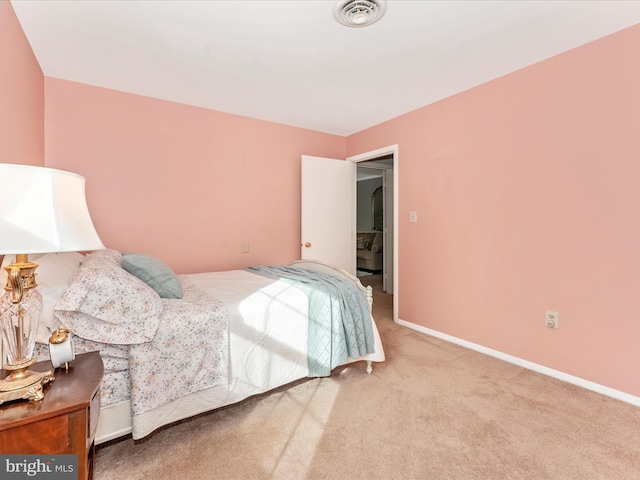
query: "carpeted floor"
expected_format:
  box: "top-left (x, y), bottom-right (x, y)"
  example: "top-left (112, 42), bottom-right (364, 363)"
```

top-left (95, 280), bottom-right (640, 479)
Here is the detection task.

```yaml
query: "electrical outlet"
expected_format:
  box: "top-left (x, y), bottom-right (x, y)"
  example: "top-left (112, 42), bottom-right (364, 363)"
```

top-left (545, 310), bottom-right (558, 329)
top-left (241, 241), bottom-right (250, 253)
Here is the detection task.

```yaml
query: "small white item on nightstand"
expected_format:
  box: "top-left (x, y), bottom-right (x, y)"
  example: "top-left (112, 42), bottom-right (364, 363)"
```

top-left (49, 327), bottom-right (75, 370)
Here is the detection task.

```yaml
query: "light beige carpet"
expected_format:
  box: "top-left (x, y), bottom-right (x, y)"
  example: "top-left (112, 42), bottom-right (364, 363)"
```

top-left (95, 283), bottom-right (640, 479)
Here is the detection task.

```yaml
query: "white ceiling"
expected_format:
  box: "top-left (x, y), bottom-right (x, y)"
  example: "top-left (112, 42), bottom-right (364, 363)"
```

top-left (11, 1), bottom-right (640, 136)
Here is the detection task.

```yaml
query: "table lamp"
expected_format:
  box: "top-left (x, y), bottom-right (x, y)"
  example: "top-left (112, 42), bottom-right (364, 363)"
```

top-left (0, 164), bottom-right (104, 403)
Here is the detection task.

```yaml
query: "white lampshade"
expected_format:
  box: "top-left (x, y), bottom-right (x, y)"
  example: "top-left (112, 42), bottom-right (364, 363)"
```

top-left (0, 164), bottom-right (104, 254)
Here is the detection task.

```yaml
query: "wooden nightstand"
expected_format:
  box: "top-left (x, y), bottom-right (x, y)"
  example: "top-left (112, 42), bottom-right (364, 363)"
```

top-left (0, 351), bottom-right (103, 480)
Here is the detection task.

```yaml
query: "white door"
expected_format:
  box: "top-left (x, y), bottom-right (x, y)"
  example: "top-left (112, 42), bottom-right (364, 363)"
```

top-left (301, 155), bottom-right (355, 275)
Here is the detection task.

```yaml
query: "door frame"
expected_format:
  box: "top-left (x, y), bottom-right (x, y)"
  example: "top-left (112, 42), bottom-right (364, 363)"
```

top-left (348, 144), bottom-right (398, 323)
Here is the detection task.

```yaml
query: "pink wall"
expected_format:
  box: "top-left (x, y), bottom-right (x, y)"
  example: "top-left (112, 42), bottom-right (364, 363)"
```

top-left (347, 25), bottom-right (640, 397)
top-left (44, 78), bottom-right (345, 274)
top-left (0, 1), bottom-right (43, 166)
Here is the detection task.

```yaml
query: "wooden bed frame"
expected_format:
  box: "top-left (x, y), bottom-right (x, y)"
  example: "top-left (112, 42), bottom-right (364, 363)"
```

top-left (96, 259), bottom-right (376, 444)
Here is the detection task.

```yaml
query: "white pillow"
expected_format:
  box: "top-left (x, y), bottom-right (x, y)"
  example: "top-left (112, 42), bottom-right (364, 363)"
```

top-left (1, 252), bottom-right (84, 344)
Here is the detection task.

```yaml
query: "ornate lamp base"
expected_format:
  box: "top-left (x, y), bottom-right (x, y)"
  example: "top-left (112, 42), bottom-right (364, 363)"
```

top-left (0, 358), bottom-right (54, 404)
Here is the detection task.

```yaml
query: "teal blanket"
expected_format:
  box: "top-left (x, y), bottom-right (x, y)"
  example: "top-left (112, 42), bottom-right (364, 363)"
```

top-left (246, 265), bottom-right (375, 377)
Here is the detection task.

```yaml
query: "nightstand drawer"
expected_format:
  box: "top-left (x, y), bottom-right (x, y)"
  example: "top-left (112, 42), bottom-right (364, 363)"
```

top-left (0, 415), bottom-right (69, 453)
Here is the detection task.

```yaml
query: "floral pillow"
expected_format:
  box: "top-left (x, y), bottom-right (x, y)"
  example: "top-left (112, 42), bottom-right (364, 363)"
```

top-left (54, 249), bottom-right (163, 344)
top-left (83, 247), bottom-right (122, 266)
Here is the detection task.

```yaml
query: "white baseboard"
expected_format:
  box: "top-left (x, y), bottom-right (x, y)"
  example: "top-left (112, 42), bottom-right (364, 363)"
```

top-left (397, 318), bottom-right (640, 408)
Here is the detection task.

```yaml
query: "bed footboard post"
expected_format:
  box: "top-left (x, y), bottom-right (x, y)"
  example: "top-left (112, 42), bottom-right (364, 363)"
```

top-left (366, 360), bottom-right (373, 374)
top-left (366, 285), bottom-right (373, 312)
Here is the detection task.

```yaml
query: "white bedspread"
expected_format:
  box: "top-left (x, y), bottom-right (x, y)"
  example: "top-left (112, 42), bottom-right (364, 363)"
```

top-left (191, 269), bottom-right (311, 401)
top-left (131, 269), bottom-right (385, 440)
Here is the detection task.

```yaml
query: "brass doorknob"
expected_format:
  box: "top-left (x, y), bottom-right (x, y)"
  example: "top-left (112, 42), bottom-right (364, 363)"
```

top-left (304, 242), bottom-right (312, 248)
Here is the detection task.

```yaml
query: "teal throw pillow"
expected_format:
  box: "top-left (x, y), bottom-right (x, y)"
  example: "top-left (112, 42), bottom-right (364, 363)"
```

top-left (122, 253), bottom-right (183, 299)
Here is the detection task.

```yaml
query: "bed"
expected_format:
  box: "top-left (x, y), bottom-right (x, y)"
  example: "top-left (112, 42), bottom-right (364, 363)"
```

top-left (3, 249), bottom-right (385, 443)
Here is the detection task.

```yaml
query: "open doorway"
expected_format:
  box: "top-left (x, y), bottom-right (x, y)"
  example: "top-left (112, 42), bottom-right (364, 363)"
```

top-left (354, 153), bottom-right (395, 298)
top-left (300, 147), bottom-right (398, 322)
top-left (356, 155), bottom-right (393, 294)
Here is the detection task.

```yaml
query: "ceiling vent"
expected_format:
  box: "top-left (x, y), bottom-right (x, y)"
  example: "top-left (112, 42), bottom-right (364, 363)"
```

top-left (333, 0), bottom-right (388, 28)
